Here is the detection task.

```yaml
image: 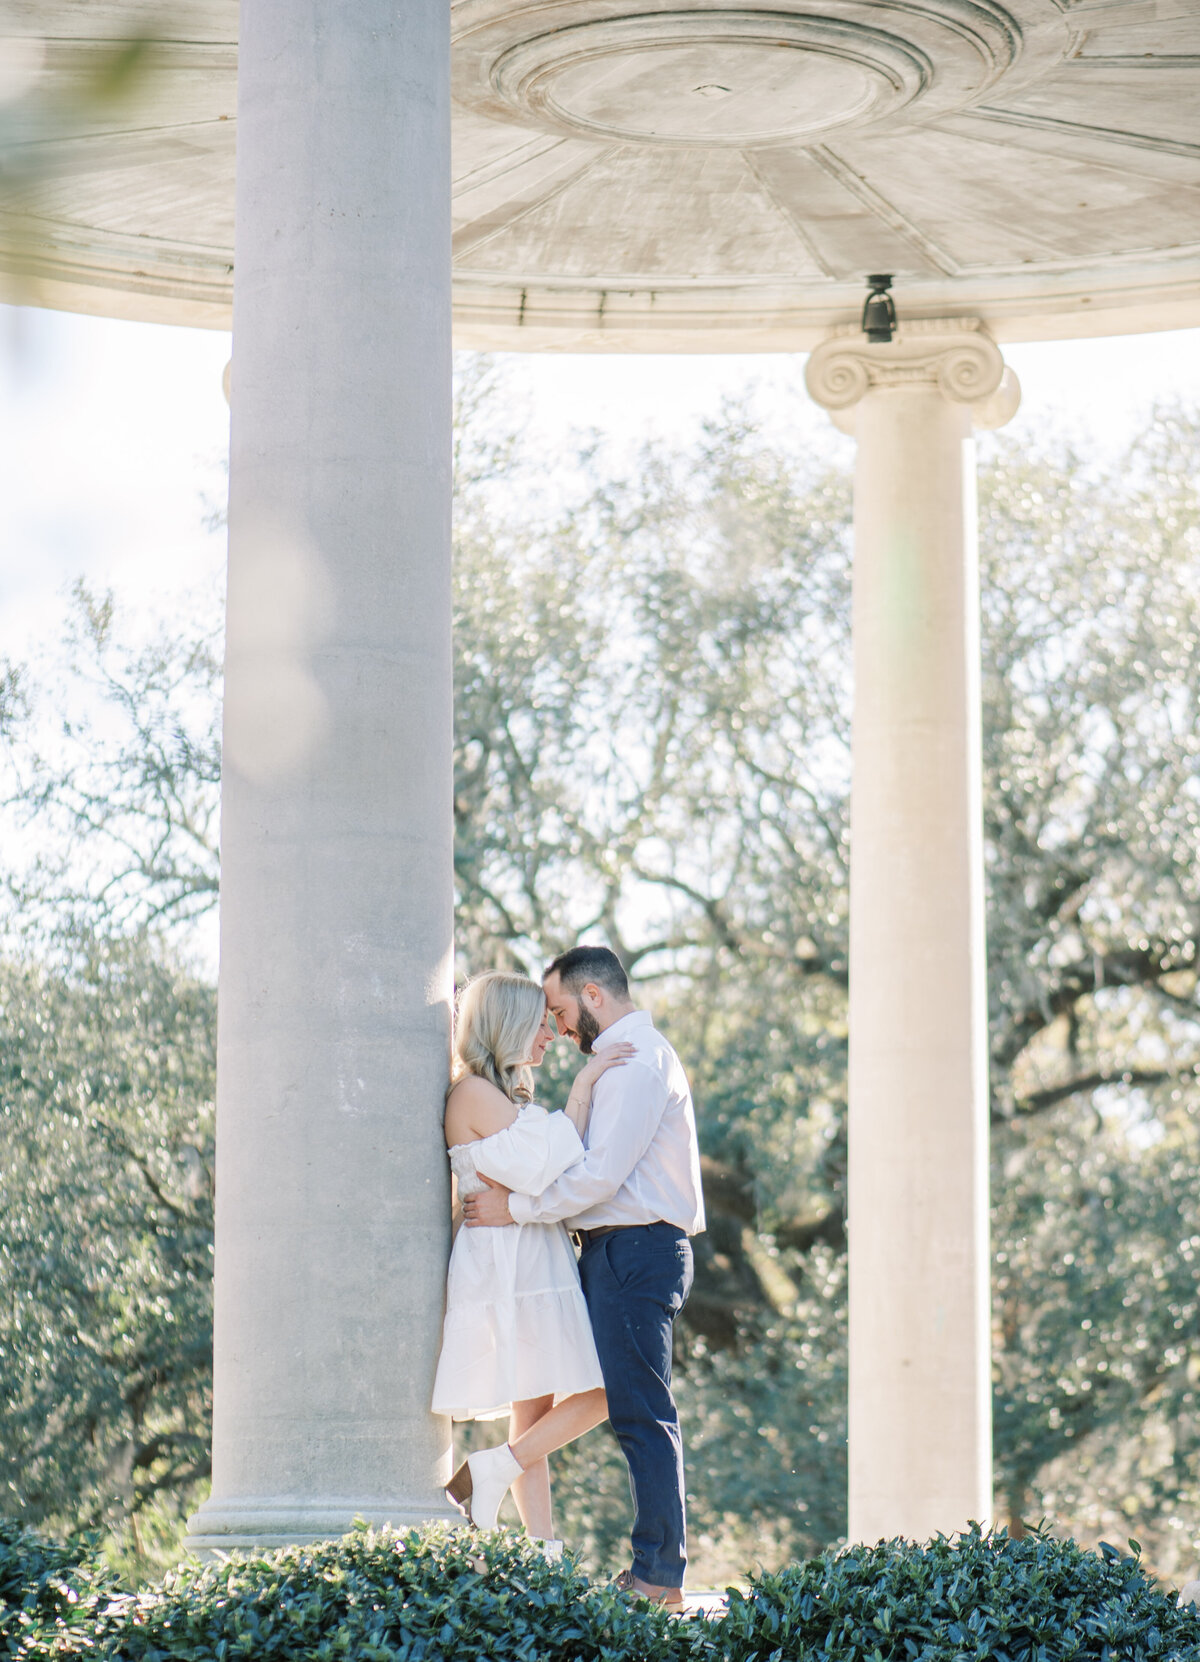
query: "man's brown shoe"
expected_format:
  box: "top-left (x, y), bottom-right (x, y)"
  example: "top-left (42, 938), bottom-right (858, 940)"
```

top-left (613, 1568), bottom-right (685, 1614)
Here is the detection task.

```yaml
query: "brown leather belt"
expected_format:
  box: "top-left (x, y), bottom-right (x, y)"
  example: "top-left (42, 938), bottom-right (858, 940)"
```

top-left (571, 1224), bottom-right (621, 1249)
top-left (571, 1221), bottom-right (684, 1249)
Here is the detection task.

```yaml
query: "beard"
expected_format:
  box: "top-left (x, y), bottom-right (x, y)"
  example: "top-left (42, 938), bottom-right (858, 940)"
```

top-left (575, 1006), bottom-right (602, 1055)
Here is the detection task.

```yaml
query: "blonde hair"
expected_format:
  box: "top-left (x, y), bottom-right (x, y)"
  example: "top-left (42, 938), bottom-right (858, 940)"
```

top-left (451, 971), bottom-right (545, 1103)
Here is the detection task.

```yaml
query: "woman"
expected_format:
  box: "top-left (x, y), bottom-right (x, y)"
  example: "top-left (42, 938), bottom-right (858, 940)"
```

top-left (431, 970), bottom-right (632, 1547)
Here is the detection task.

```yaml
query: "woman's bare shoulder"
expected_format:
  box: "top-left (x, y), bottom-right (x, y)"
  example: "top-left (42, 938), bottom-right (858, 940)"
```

top-left (444, 1074), bottom-right (519, 1145)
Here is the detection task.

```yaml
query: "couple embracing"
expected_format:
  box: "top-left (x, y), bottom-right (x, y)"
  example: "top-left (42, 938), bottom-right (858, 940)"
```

top-left (430, 945), bottom-right (706, 1609)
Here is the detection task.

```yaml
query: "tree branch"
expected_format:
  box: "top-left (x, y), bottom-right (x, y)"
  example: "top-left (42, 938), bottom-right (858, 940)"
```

top-left (1001, 1063), bottom-right (1199, 1121)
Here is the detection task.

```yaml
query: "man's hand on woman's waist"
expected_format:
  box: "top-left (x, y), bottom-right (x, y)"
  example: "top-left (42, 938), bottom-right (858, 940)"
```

top-left (463, 1174), bottom-right (514, 1227)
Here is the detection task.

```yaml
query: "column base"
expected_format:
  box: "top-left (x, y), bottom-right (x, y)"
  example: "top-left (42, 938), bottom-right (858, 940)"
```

top-left (185, 1496), bottom-right (464, 1558)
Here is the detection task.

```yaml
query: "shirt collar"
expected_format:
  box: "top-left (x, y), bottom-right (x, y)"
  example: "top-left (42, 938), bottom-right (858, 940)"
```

top-left (593, 1009), bottom-right (652, 1050)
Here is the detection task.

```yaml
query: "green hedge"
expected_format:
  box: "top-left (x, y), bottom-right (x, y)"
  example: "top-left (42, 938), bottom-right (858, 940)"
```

top-left (3, 1517), bottom-right (1199, 1661)
top-left (720, 1528), bottom-right (1200, 1661)
top-left (0, 1519), bottom-right (119, 1657)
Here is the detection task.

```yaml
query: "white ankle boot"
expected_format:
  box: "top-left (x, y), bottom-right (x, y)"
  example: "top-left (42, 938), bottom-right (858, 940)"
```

top-left (533, 1537), bottom-right (564, 1561)
top-left (465, 1441), bottom-right (523, 1530)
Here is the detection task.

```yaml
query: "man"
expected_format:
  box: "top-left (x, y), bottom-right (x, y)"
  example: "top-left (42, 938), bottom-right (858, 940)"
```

top-left (463, 944), bottom-right (705, 1609)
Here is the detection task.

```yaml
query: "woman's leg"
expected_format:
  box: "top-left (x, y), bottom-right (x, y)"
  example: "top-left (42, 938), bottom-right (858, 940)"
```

top-left (510, 1387), bottom-right (608, 1470)
top-left (508, 1396), bottom-right (555, 1538)
top-left (486, 1389), bottom-right (609, 1539)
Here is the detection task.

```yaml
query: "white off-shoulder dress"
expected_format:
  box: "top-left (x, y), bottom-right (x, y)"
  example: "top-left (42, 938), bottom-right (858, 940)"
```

top-left (431, 1103), bottom-right (605, 1421)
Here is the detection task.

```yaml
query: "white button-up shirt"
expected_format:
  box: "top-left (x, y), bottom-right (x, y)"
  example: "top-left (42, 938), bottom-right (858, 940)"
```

top-left (508, 1009), bottom-right (706, 1235)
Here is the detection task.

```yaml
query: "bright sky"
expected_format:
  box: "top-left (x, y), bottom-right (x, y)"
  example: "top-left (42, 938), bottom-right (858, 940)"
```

top-left (2, 302), bottom-right (1199, 670)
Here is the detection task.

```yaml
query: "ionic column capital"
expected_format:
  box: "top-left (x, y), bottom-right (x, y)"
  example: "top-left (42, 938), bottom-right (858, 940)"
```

top-left (805, 317), bottom-right (1020, 434)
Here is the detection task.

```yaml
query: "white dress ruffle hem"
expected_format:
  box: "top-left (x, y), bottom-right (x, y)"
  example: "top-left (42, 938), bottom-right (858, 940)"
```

top-left (430, 1103), bottom-right (605, 1422)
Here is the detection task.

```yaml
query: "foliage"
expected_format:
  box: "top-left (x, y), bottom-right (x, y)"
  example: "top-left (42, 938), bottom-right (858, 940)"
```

top-left (0, 933), bottom-right (215, 1556)
top-left (979, 410), bottom-right (1200, 1569)
top-left (981, 411), bottom-right (1200, 1103)
top-left (1, 31), bottom-right (162, 313)
top-left (5, 1520), bottom-right (1200, 1662)
top-left (991, 1092), bottom-right (1200, 1572)
top-left (11, 1524), bottom-right (703, 1662)
top-left (0, 582), bottom-right (221, 936)
top-left (0, 1519), bottom-right (117, 1658)
top-left (721, 1525), bottom-right (1200, 1662)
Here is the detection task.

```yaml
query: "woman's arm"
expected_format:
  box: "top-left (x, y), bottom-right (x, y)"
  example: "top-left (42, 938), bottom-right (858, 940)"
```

top-left (562, 1043), bottom-right (636, 1138)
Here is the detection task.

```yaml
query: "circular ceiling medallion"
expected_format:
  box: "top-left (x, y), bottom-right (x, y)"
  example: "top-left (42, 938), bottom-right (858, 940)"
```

top-left (490, 13), bottom-right (928, 148)
top-left (456, 1), bottom-right (1073, 151)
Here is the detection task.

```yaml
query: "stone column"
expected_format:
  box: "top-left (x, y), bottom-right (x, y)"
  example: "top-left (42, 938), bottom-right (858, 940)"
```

top-left (187, 0), bottom-right (456, 1552)
top-left (806, 322), bottom-right (1020, 1544)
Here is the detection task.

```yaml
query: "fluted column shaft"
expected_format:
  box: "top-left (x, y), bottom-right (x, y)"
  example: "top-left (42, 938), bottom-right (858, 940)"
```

top-left (187, 0), bottom-right (456, 1552)
top-left (807, 322), bottom-right (1020, 1544)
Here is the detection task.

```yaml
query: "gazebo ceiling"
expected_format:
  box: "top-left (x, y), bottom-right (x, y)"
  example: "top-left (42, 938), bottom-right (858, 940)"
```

top-left (3, 0), bottom-right (1199, 348)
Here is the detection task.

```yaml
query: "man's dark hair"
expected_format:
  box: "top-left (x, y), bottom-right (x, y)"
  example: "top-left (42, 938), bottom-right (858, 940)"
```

top-left (543, 945), bottom-right (630, 1001)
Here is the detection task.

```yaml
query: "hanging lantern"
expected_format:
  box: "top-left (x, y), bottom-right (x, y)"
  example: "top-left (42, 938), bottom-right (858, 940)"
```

top-left (862, 274), bottom-right (896, 343)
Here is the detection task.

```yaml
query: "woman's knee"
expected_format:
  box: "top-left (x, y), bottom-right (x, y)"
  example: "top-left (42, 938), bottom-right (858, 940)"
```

top-left (569, 1386), bottom-right (608, 1428)
top-left (510, 1395), bottom-right (555, 1435)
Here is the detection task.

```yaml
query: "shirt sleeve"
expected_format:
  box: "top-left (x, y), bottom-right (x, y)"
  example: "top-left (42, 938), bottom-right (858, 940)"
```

top-left (508, 1060), bottom-right (668, 1224)
top-left (470, 1110), bottom-right (584, 1194)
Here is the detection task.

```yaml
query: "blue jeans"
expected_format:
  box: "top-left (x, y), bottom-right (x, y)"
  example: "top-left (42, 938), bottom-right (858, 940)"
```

top-left (579, 1223), bottom-right (694, 1588)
